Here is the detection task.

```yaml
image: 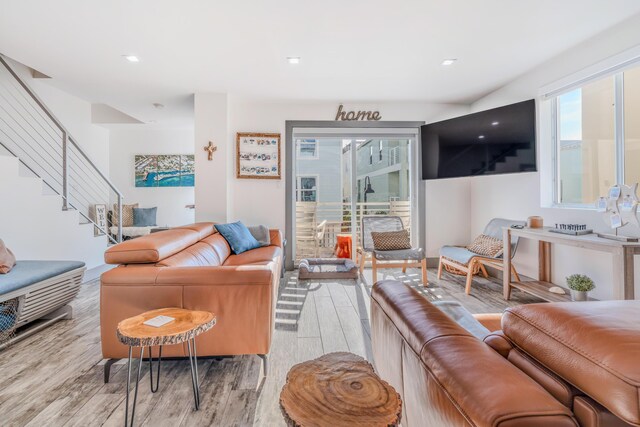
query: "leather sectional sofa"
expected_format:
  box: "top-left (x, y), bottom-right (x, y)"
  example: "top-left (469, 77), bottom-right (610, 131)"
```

top-left (371, 280), bottom-right (639, 427)
top-left (100, 222), bottom-right (282, 380)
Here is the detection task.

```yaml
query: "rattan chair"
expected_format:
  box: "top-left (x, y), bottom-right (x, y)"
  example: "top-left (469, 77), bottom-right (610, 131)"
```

top-left (437, 218), bottom-right (525, 295)
top-left (357, 216), bottom-right (427, 286)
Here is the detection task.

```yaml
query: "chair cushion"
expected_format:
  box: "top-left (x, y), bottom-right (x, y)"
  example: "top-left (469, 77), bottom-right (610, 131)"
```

top-left (0, 260), bottom-right (85, 295)
top-left (503, 301), bottom-right (640, 426)
top-left (371, 230), bottom-right (411, 251)
top-left (439, 245), bottom-right (478, 265)
top-left (467, 234), bottom-right (503, 257)
top-left (373, 247), bottom-right (424, 260)
top-left (215, 221), bottom-right (261, 255)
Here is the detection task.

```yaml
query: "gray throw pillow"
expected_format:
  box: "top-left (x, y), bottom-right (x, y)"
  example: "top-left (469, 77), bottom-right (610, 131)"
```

top-left (248, 225), bottom-right (270, 247)
top-left (132, 207), bottom-right (157, 227)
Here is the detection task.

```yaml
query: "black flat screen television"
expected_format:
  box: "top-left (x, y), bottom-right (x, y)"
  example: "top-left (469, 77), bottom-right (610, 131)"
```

top-left (421, 99), bottom-right (536, 180)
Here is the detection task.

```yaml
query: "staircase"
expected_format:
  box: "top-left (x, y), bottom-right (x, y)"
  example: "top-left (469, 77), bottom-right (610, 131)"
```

top-left (0, 55), bottom-right (122, 268)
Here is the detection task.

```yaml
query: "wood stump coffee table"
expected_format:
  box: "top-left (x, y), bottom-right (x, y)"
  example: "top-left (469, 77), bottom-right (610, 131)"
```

top-left (117, 307), bottom-right (216, 427)
top-left (280, 352), bottom-right (402, 427)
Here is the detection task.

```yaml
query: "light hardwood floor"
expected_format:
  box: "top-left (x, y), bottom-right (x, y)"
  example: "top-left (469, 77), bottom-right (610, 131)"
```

top-left (0, 267), bottom-right (541, 426)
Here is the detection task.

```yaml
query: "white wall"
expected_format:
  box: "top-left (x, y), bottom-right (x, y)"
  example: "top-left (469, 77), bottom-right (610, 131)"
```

top-left (463, 13), bottom-right (640, 300)
top-left (109, 128), bottom-right (195, 227)
top-left (224, 98), bottom-right (469, 249)
top-left (0, 58), bottom-right (111, 269)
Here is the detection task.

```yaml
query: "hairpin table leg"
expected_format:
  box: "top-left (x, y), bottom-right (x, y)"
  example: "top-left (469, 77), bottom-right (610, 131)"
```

top-left (148, 346), bottom-right (162, 393)
top-left (124, 346), bottom-right (145, 427)
top-left (187, 338), bottom-right (200, 410)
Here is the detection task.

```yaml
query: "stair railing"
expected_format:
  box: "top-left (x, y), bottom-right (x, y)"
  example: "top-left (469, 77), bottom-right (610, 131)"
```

top-left (0, 54), bottom-right (122, 243)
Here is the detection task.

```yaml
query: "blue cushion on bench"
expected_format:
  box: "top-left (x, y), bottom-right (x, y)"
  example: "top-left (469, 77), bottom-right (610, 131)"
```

top-left (0, 260), bottom-right (85, 296)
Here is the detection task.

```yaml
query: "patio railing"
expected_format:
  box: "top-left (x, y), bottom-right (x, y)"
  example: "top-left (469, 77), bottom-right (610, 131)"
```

top-left (295, 201), bottom-right (411, 262)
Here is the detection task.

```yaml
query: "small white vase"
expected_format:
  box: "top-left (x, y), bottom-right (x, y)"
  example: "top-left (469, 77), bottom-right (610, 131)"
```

top-left (570, 290), bottom-right (588, 301)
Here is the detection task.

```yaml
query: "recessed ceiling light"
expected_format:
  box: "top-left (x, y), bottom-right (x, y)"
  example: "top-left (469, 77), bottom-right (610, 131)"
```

top-left (287, 57), bottom-right (300, 64)
top-left (491, 121), bottom-right (500, 126)
top-left (441, 59), bottom-right (457, 66)
top-left (478, 135), bottom-right (485, 139)
top-left (123, 55), bottom-right (140, 63)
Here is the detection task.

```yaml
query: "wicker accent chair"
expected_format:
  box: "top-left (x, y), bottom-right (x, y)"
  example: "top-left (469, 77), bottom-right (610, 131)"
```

top-left (357, 216), bottom-right (427, 286)
top-left (437, 218), bottom-right (525, 295)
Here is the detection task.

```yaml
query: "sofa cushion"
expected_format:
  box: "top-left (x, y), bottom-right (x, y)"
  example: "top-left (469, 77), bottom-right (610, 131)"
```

top-left (215, 221), bottom-right (261, 254)
top-left (112, 203), bottom-right (138, 227)
top-left (248, 225), bottom-right (270, 247)
top-left (223, 246), bottom-right (281, 266)
top-left (105, 228), bottom-right (200, 264)
top-left (201, 234), bottom-right (231, 263)
top-left (503, 301), bottom-right (640, 426)
top-left (156, 242), bottom-right (224, 267)
top-left (174, 222), bottom-right (217, 240)
top-left (0, 239), bottom-right (16, 274)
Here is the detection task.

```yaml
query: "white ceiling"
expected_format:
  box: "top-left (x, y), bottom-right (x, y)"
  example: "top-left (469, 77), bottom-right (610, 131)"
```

top-left (1, 0), bottom-right (640, 125)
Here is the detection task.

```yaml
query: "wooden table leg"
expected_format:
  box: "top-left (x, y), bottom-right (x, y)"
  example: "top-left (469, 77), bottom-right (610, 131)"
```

top-left (612, 247), bottom-right (635, 300)
top-left (503, 228), bottom-right (512, 300)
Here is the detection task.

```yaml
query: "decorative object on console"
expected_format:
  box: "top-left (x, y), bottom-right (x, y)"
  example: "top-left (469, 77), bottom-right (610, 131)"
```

top-left (526, 216), bottom-right (543, 228)
top-left (214, 221), bottom-right (261, 254)
top-left (132, 207), bottom-right (157, 227)
top-left (596, 183), bottom-right (640, 242)
top-left (0, 239), bottom-right (16, 274)
top-left (203, 141), bottom-right (217, 161)
top-left (549, 223), bottom-right (592, 236)
top-left (236, 132), bottom-right (281, 179)
top-left (566, 274), bottom-right (595, 301)
top-left (134, 154), bottom-right (195, 187)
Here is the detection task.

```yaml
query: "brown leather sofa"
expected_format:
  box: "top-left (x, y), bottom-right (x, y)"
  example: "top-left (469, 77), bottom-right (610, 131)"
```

top-left (100, 222), bottom-right (282, 381)
top-left (371, 280), bottom-right (640, 427)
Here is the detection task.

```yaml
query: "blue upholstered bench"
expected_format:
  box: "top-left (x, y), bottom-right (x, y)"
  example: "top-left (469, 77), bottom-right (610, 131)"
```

top-left (0, 260), bottom-right (85, 347)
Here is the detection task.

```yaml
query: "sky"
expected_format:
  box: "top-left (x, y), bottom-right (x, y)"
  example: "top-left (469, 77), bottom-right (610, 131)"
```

top-left (559, 88), bottom-right (582, 141)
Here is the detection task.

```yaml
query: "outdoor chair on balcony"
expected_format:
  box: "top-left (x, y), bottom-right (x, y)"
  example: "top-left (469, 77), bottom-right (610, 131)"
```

top-left (358, 216), bottom-right (427, 286)
top-left (437, 218), bottom-right (525, 295)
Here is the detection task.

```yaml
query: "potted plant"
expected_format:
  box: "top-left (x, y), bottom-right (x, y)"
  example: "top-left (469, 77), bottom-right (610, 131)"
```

top-left (566, 274), bottom-right (595, 301)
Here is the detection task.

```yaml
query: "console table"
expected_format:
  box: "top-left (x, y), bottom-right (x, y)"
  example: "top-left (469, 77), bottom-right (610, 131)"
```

top-left (502, 227), bottom-right (640, 301)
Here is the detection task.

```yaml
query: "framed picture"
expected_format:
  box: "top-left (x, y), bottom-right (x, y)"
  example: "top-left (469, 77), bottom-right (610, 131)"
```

top-left (134, 154), bottom-right (195, 187)
top-left (236, 133), bottom-right (281, 179)
top-left (92, 204), bottom-right (107, 236)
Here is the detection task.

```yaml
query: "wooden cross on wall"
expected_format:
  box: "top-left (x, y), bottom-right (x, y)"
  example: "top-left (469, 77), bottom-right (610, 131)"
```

top-left (204, 141), bottom-right (217, 161)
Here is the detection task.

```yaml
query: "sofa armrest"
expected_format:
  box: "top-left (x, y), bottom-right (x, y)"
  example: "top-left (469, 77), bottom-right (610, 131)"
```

top-left (101, 264), bottom-right (274, 287)
top-left (269, 229), bottom-right (283, 248)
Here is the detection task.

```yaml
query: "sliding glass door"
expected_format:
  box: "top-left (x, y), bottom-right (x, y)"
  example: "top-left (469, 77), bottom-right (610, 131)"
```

top-left (293, 133), bottom-right (417, 264)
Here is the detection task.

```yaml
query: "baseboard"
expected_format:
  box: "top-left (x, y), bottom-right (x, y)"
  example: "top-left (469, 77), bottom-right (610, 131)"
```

top-left (84, 264), bottom-right (114, 283)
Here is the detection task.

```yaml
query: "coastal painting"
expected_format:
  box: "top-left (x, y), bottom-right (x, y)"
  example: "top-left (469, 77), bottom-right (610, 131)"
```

top-left (134, 154), bottom-right (195, 187)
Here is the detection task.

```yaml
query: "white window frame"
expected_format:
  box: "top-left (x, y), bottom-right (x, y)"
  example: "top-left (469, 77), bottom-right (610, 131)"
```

top-left (377, 140), bottom-right (383, 163)
top-left (544, 52), bottom-right (640, 209)
top-left (296, 140), bottom-right (319, 159)
top-left (296, 175), bottom-right (319, 202)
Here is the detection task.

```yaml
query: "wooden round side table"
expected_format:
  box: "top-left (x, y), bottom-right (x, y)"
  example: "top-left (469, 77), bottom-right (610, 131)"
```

top-left (280, 352), bottom-right (402, 427)
top-left (117, 307), bottom-right (216, 427)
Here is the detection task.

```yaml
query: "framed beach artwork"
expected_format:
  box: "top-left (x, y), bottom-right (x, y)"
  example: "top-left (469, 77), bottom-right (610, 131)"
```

top-left (236, 132), bottom-right (281, 179)
top-left (135, 154), bottom-right (195, 187)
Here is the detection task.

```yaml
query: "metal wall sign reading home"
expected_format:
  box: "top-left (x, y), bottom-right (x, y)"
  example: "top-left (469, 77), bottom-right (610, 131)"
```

top-left (335, 104), bottom-right (382, 121)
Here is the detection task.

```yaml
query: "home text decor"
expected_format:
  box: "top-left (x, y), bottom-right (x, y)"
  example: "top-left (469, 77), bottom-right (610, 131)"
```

top-left (92, 204), bottom-right (107, 236)
top-left (236, 132), bottom-right (281, 179)
top-left (335, 104), bottom-right (382, 121)
top-left (134, 154), bottom-right (195, 187)
top-left (204, 141), bottom-right (217, 161)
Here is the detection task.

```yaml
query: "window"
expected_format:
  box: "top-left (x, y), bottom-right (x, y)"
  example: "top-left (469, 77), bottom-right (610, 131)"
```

top-left (369, 146), bottom-right (373, 165)
top-left (296, 176), bottom-right (318, 202)
top-left (389, 146), bottom-right (399, 166)
top-left (553, 64), bottom-right (640, 206)
top-left (378, 140), bottom-right (383, 162)
top-left (297, 139), bottom-right (318, 159)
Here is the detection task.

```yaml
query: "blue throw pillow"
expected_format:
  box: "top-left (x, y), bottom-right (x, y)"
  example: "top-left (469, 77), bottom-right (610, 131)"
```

top-left (215, 221), bottom-right (261, 254)
top-left (132, 207), bottom-right (157, 227)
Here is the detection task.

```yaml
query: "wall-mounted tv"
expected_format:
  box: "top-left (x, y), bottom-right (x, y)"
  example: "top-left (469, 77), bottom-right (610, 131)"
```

top-left (421, 99), bottom-right (536, 180)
